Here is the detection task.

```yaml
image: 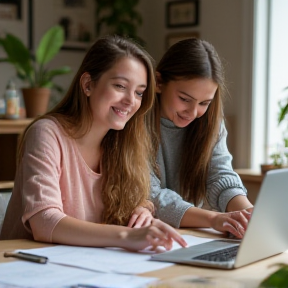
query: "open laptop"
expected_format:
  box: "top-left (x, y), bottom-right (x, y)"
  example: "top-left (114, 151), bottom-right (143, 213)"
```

top-left (152, 168), bottom-right (288, 269)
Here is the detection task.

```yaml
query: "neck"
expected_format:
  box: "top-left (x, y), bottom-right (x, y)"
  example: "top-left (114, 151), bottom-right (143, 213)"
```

top-left (75, 124), bottom-right (108, 173)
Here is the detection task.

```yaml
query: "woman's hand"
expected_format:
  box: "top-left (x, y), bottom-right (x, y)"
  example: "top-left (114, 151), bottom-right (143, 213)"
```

top-left (127, 206), bottom-right (154, 228)
top-left (211, 210), bottom-right (252, 239)
top-left (122, 218), bottom-right (187, 251)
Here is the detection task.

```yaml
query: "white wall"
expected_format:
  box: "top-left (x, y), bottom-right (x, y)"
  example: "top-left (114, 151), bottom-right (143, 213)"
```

top-left (138, 0), bottom-right (254, 168)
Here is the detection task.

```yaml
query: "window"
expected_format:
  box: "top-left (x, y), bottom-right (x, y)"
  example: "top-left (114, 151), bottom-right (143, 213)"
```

top-left (251, 0), bottom-right (288, 169)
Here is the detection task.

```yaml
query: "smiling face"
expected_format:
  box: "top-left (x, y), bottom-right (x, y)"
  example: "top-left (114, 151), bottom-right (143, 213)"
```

top-left (157, 77), bottom-right (218, 128)
top-left (83, 57), bottom-right (147, 132)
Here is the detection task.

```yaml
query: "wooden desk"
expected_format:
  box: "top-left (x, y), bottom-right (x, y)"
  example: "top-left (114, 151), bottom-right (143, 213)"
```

top-left (1, 229), bottom-right (287, 288)
top-left (0, 118), bottom-right (33, 184)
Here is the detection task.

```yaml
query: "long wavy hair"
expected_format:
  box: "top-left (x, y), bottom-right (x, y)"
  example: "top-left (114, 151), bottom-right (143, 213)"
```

top-left (18, 35), bottom-right (156, 225)
top-left (148, 38), bottom-right (226, 206)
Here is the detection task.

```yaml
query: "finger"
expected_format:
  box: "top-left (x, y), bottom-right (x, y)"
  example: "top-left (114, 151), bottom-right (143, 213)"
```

top-left (223, 219), bottom-right (245, 238)
top-left (152, 219), bottom-right (187, 247)
top-left (133, 214), bottom-right (147, 228)
top-left (242, 209), bottom-right (253, 220)
top-left (141, 216), bottom-right (153, 227)
top-left (230, 212), bottom-right (249, 230)
top-left (246, 207), bottom-right (254, 214)
top-left (146, 234), bottom-right (173, 251)
top-left (223, 222), bottom-right (243, 238)
top-left (127, 214), bottom-right (139, 228)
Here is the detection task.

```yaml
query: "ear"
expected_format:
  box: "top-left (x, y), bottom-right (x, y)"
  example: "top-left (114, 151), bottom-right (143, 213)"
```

top-left (155, 72), bottom-right (163, 93)
top-left (80, 72), bottom-right (92, 97)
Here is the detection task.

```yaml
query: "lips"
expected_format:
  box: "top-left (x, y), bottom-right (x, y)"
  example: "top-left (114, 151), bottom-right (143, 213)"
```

top-left (177, 113), bottom-right (191, 121)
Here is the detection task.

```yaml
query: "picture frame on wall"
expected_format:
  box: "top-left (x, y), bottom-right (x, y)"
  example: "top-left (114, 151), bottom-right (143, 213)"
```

top-left (52, 0), bottom-right (95, 51)
top-left (166, 0), bottom-right (199, 28)
top-left (0, 0), bottom-right (21, 20)
top-left (166, 32), bottom-right (199, 49)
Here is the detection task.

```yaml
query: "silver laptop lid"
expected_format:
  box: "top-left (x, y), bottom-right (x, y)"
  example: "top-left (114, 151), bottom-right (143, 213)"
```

top-left (151, 168), bottom-right (288, 269)
top-left (234, 168), bottom-right (288, 267)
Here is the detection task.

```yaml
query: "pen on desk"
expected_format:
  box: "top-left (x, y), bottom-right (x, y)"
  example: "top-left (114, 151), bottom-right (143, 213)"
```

top-left (71, 285), bottom-right (102, 288)
top-left (4, 251), bottom-right (48, 264)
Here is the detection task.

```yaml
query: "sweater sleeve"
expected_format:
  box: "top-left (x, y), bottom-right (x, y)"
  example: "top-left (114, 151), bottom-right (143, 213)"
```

top-left (206, 123), bottom-right (248, 212)
top-left (21, 119), bottom-right (67, 242)
top-left (150, 172), bottom-right (192, 228)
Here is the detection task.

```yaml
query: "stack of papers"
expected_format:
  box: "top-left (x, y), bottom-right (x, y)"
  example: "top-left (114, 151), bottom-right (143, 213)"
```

top-left (0, 235), bottom-right (213, 288)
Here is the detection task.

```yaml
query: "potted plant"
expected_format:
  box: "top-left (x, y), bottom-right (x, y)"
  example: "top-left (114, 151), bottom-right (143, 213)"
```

top-left (95, 0), bottom-right (145, 46)
top-left (260, 151), bottom-right (283, 175)
top-left (278, 93), bottom-right (288, 166)
top-left (0, 25), bottom-right (72, 118)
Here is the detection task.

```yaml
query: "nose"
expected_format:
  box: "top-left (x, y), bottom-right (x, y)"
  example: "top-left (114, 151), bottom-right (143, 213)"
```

top-left (122, 90), bottom-right (135, 106)
top-left (187, 103), bottom-right (198, 119)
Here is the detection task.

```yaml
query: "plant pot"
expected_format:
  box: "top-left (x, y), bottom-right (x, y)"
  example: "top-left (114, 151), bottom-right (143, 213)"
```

top-left (260, 164), bottom-right (282, 175)
top-left (22, 88), bottom-right (51, 118)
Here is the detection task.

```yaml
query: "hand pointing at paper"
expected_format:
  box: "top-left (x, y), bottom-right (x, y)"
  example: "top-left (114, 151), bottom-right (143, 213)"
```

top-left (122, 218), bottom-right (188, 251)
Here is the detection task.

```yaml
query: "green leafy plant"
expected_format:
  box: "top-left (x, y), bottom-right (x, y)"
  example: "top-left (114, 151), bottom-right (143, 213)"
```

top-left (259, 264), bottom-right (288, 288)
top-left (278, 91), bottom-right (288, 125)
top-left (270, 152), bottom-right (283, 167)
top-left (0, 25), bottom-right (71, 93)
top-left (95, 0), bottom-right (144, 46)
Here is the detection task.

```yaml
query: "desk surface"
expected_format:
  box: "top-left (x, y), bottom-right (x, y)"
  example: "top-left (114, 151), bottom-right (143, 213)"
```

top-left (1, 229), bottom-right (287, 288)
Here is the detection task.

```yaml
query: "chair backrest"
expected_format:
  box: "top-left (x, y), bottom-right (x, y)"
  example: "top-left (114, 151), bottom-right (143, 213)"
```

top-left (0, 191), bottom-right (12, 235)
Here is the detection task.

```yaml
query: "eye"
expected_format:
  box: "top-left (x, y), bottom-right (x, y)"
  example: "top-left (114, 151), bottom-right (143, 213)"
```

top-left (114, 84), bottom-right (125, 90)
top-left (136, 91), bottom-right (144, 97)
top-left (200, 101), bottom-right (211, 106)
top-left (179, 96), bottom-right (190, 102)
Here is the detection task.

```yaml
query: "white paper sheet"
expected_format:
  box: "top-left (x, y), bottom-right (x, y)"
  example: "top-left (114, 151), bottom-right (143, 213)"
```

top-left (0, 261), bottom-right (157, 288)
top-left (14, 235), bottom-right (213, 274)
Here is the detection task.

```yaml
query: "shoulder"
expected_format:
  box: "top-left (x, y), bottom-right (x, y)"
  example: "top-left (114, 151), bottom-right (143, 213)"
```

top-left (27, 117), bottom-right (64, 138)
top-left (218, 119), bottom-right (228, 137)
top-left (25, 117), bottom-right (68, 148)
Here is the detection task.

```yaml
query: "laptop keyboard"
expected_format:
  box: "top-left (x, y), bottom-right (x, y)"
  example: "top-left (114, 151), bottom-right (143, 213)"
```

top-left (192, 245), bottom-right (239, 262)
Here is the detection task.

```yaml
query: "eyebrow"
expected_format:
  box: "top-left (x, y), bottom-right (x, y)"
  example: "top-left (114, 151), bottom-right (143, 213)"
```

top-left (111, 76), bottom-right (147, 88)
top-left (178, 90), bottom-right (213, 102)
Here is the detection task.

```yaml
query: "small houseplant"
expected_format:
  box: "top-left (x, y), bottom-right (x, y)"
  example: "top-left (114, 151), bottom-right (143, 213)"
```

top-left (95, 0), bottom-right (145, 46)
top-left (278, 96), bottom-right (288, 166)
top-left (0, 25), bottom-right (71, 118)
top-left (261, 92), bottom-right (288, 174)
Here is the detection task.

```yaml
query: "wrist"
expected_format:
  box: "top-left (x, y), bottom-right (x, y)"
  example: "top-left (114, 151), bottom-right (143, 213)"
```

top-left (118, 227), bottom-right (133, 249)
top-left (208, 210), bottom-right (221, 227)
top-left (141, 200), bottom-right (155, 215)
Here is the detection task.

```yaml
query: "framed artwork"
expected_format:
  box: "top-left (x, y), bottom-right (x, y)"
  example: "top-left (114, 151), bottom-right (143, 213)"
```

top-left (166, 32), bottom-right (199, 49)
top-left (28, 0), bottom-right (95, 51)
top-left (0, 0), bottom-right (21, 20)
top-left (166, 0), bottom-right (199, 28)
top-left (51, 0), bottom-right (95, 51)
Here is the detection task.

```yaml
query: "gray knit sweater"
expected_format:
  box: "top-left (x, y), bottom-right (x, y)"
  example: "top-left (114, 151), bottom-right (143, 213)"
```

top-left (150, 118), bottom-right (247, 228)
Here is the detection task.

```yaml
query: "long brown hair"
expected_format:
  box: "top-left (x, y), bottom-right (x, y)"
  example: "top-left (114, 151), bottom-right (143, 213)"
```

top-left (149, 38), bottom-right (226, 206)
top-left (18, 35), bottom-right (156, 225)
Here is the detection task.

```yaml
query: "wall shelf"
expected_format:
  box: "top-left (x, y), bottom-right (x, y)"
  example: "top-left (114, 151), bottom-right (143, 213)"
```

top-left (0, 119), bottom-right (33, 134)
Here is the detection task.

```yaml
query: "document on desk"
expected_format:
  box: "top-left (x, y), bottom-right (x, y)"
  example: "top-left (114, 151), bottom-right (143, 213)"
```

top-left (14, 235), bottom-right (213, 274)
top-left (0, 261), bottom-right (157, 288)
